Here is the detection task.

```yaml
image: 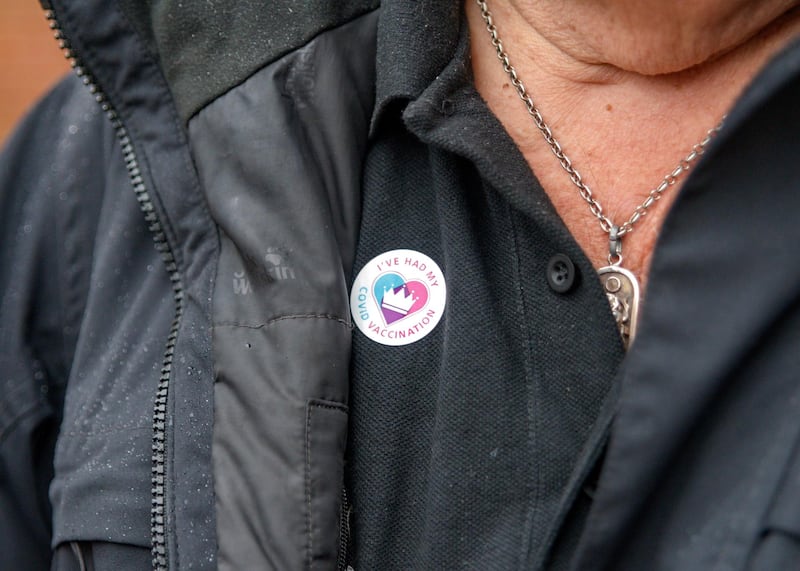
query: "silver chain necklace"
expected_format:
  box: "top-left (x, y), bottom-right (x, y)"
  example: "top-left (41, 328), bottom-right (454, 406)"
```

top-left (475, 0), bottom-right (723, 348)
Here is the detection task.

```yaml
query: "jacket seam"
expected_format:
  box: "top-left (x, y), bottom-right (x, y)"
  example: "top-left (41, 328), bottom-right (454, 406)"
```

top-left (215, 314), bottom-right (352, 330)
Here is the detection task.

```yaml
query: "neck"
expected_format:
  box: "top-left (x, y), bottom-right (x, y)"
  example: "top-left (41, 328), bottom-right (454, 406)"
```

top-left (500, 0), bottom-right (800, 78)
top-left (467, 0), bottom-right (800, 286)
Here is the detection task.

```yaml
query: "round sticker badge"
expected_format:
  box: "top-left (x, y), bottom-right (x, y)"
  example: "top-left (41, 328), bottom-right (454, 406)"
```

top-left (350, 249), bottom-right (446, 346)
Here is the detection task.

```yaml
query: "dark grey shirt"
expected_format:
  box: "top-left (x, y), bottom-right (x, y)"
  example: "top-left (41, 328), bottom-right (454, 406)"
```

top-left (348, 2), bottom-right (800, 570)
top-left (349, 4), bottom-right (623, 569)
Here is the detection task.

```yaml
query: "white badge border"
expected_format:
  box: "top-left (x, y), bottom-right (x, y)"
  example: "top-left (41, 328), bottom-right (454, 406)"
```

top-left (350, 249), bottom-right (446, 347)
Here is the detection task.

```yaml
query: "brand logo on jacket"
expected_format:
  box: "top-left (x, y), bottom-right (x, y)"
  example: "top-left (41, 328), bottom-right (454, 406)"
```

top-left (264, 247), bottom-right (296, 281)
top-left (350, 249), bottom-right (446, 346)
top-left (231, 247), bottom-right (296, 295)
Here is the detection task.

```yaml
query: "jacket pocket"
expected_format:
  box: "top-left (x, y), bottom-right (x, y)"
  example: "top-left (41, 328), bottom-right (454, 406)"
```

top-left (305, 399), bottom-right (349, 571)
top-left (747, 437), bottom-right (800, 571)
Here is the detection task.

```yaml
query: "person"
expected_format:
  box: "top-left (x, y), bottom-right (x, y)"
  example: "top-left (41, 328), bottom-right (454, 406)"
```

top-left (2, 0), bottom-right (799, 569)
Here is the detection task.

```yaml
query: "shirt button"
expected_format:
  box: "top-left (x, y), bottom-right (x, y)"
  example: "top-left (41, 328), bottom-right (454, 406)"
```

top-left (547, 254), bottom-right (578, 293)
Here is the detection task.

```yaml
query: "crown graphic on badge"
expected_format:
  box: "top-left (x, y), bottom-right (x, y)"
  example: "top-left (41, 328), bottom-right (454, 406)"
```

top-left (381, 284), bottom-right (418, 316)
top-left (373, 274), bottom-right (430, 326)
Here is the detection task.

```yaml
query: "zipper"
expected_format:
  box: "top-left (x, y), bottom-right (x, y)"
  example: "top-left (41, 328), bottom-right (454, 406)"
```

top-left (337, 486), bottom-right (353, 570)
top-left (45, 9), bottom-right (184, 571)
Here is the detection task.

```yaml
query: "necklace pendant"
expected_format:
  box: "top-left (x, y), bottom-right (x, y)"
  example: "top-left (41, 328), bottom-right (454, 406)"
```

top-left (598, 265), bottom-right (640, 349)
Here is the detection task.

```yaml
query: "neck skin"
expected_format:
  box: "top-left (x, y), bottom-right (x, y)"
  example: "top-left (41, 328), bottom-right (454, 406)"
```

top-left (467, 0), bottom-right (800, 289)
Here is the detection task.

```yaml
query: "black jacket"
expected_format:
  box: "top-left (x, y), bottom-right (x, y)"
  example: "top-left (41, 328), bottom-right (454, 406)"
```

top-left (2, 1), bottom-right (800, 570)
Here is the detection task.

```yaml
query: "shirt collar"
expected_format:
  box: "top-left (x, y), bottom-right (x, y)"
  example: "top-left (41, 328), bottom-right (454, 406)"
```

top-left (370, 0), bottom-right (463, 136)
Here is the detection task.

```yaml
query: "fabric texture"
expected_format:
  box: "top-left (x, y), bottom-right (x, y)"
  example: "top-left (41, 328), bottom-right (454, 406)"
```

top-left (2, 1), bottom-right (800, 570)
top-left (348, 8), bottom-right (623, 569)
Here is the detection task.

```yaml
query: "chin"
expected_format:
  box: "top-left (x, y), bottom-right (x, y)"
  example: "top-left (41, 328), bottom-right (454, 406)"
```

top-left (606, 40), bottom-right (728, 76)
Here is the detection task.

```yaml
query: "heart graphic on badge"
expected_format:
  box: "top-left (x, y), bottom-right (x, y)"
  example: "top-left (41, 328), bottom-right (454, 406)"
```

top-left (350, 249), bottom-right (446, 346)
top-left (373, 273), bottom-right (430, 325)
